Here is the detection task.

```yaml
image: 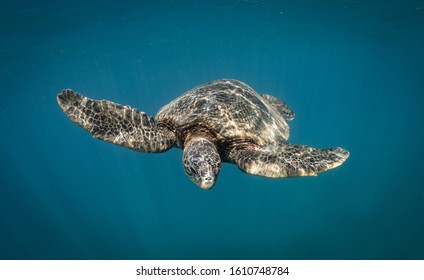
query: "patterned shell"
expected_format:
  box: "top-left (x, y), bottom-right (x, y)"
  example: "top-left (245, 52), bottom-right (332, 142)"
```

top-left (156, 79), bottom-right (290, 146)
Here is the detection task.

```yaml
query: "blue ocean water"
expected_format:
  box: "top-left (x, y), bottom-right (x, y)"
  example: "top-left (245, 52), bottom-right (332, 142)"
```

top-left (1, 0), bottom-right (423, 260)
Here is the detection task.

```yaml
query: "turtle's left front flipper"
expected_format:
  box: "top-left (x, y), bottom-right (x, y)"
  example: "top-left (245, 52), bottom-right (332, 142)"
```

top-left (230, 144), bottom-right (349, 178)
top-left (57, 89), bottom-right (176, 153)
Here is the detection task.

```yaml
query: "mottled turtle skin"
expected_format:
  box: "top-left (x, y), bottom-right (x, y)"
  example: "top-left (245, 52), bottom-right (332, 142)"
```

top-left (57, 79), bottom-right (349, 189)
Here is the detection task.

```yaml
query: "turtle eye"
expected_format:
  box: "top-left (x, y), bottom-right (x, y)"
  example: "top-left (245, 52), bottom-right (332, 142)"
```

top-left (191, 156), bottom-right (201, 164)
top-left (190, 165), bottom-right (197, 174)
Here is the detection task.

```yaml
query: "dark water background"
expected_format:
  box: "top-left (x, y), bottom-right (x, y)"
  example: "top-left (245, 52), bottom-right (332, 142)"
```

top-left (1, 0), bottom-right (423, 259)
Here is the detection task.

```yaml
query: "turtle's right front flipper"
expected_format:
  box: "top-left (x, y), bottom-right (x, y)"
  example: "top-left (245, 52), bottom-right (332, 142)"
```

top-left (57, 89), bottom-right (176, 153)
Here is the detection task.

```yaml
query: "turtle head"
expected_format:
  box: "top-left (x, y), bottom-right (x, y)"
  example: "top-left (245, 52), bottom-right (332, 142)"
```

top-left (183, 137), bottom-right (221, 190)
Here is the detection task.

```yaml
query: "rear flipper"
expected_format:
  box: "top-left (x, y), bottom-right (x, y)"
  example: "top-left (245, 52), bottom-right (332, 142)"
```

top-left (57, 89), bottom-right (176, 153)
top-left (230, 144), bottom-right (349, 178)
top-left (261, 94), bottom-right (295, 121)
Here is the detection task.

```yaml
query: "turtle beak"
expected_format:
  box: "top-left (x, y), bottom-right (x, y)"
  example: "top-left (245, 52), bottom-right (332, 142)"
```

top-left (199, 175), bottom-right (216, 190)
top-left (196, 162), bottom-right (217, 190)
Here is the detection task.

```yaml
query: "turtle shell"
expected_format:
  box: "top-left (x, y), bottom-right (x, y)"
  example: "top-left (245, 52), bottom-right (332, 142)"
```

top-left (156, 79), bottom-right (290, 146)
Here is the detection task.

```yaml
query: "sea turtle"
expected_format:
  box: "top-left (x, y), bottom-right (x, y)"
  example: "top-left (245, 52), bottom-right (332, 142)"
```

top-left (57, 79), bottom-right (349, 189)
